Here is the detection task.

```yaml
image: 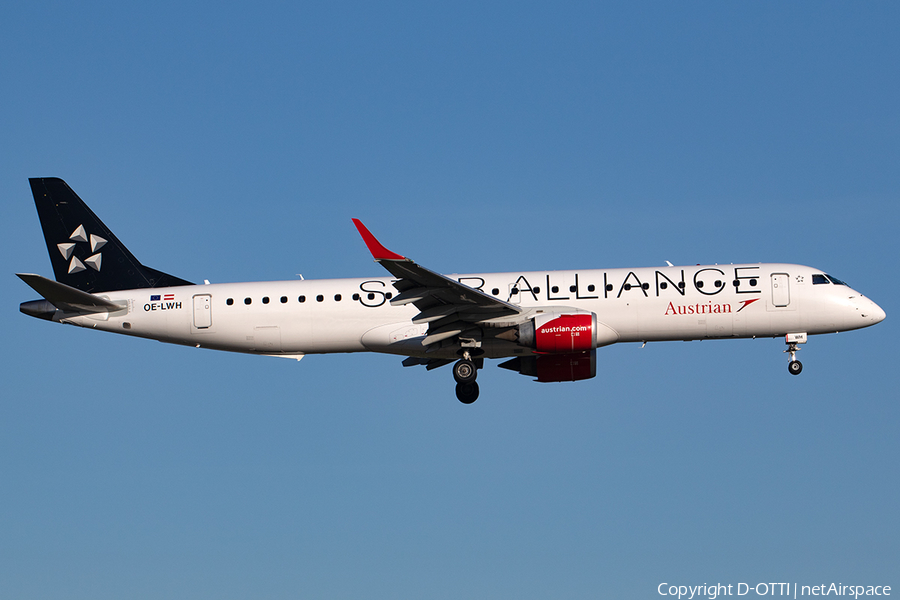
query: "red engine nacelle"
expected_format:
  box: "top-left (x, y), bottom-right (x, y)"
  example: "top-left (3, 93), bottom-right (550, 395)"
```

top-left (534, 350), bottom-right (596, 382)
top-left (496, 313), bottom-right (617, 381)
top-left (499, 350), bottom-right (597, 382)
top-left (517, 312), bottom-right (618, 353)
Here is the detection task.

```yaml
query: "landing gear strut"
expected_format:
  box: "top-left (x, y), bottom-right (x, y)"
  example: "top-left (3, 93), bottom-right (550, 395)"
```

top-left (784, 333), bottom-right (807, 375)
top-left (454, 351), bottom-right (480, 403)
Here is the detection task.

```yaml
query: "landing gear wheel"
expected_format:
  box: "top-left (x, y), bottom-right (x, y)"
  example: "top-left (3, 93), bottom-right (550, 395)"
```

top-left (784, 339), bottom-right (805, 376)
top-left (453, 359), bottom-right (477, 384)
top-left (456, 382), bottom-right (479, 404)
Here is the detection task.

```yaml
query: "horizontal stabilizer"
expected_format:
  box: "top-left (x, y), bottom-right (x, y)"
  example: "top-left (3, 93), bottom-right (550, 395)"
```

top-left (17, 273), bottom-right (124, 314)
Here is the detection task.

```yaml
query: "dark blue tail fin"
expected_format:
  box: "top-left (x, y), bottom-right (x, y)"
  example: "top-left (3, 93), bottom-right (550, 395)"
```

top-left (29, 177), bottom-right (193, 293)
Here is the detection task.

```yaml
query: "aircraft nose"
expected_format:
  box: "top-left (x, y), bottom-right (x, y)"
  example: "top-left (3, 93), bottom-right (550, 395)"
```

top-left (868, 300), bottom-right (886, 324)
top-left (843, 294), bottom-right (885, 330)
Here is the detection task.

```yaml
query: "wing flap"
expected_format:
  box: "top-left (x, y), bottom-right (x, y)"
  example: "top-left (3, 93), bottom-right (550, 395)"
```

top-left (401, 357), bottom-right (454, 370)
top-left (390, 287), bottom-right (445, 306)
top-left (422, 327), bottom-right (465, 346)
top-left (412, 305), bottom-right (460, 324)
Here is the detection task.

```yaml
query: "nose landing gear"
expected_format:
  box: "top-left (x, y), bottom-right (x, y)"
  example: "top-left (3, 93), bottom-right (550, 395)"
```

top-left (453, 352), bottom-right (481, 403)
top-left (784, 332), bottom-right (807, 375)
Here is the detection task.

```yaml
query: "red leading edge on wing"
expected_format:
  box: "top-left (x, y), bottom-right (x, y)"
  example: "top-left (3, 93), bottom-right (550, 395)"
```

top-left (352, 219), bottom-right (407, 261)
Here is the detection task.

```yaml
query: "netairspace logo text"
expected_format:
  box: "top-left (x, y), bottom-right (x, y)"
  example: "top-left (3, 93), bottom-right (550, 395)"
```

top-left (658, 583), bottom-right (891, 599)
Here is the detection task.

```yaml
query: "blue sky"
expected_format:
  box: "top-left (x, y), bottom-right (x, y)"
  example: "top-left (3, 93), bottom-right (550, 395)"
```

top-left (2, 2), bottom-right (898, 598)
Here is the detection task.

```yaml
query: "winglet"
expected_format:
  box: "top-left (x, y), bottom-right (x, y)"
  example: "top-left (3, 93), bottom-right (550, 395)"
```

top-left (352, 219), bottom-right (407, 261)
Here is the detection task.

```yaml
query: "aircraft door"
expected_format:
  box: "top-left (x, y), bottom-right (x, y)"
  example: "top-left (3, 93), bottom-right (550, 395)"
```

top-left (771, 274), bottom-right (790, 307)
top-left (193, 294), bottom-right (212, 328)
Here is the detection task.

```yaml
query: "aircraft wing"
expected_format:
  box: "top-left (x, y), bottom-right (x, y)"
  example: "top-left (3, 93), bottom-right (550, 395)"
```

top-left (353, 219), bottom-right (524, 347)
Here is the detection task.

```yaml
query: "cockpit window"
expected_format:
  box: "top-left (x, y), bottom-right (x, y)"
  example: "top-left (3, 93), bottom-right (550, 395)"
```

top-left (812, 273), bottom-right (849, 286)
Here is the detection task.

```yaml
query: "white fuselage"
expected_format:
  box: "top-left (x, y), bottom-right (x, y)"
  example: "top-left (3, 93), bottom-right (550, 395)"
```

top-left (54, 263), bottom-right (885, 361)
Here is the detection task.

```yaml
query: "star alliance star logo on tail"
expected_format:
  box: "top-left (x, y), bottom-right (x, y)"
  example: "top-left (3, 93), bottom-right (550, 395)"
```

top-left (57, 224), bottom-right (106, 274)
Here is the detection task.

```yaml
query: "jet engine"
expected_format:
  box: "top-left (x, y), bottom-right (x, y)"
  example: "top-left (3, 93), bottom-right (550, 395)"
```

top-left (501, 312), bottom-right (618, 353)
top-left (499, 350), bottom-right (597, 382)
top-left (519, 312), bottom-right (595, 352)
top-left (494, 312), bottom-right (617, 382)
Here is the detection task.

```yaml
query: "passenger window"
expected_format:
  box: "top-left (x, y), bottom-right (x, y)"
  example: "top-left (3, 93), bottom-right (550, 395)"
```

top-left (281, 296), bottom-right (288, 303)
top-left (244, 298), bottom-right (252, 305)
top-left (334, 294), bottom-right (341, 301)
top-left (226, 298), bottom-right (234, 305)
top-left (262, 297), bottom-right (270, 304)
top-left (353, 293), bottom-right (360, 301)
top-left (298, 295), bottom-right (306, 303)
top-left (316, 295), bottom-right (324, 302)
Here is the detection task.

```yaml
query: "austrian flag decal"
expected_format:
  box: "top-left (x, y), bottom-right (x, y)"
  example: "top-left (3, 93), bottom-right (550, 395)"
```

top-left (144, 294), bottom-right (182, 312)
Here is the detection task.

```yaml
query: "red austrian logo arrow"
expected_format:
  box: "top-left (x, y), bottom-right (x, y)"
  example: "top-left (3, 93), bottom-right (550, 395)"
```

top-left (737, 298), bottom-right (760, 312)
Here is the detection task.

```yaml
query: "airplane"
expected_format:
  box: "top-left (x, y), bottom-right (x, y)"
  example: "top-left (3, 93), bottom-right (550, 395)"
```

top-left (18, 177), bottom-right (886, 403)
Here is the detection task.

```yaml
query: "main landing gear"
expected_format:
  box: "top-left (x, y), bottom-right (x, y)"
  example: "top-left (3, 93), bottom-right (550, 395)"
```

top-left (453, 352), bottom-right (480, 404)
top-left (784, 333), bottom-right (807, 376)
